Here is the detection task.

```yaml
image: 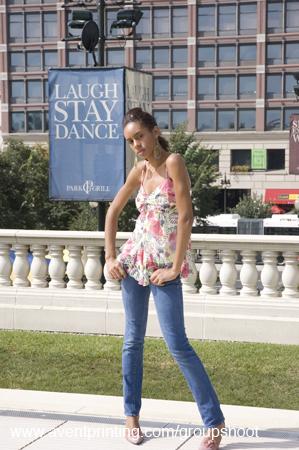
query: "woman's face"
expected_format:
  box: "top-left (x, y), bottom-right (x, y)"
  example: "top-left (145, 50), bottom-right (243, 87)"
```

top-left (124, 121), bottom-right (159, 159)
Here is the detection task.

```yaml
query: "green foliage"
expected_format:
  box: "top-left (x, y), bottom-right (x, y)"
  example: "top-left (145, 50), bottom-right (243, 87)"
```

top-left (0, 139), bottom-right (80, 230)
top-left (169, 125), bottom-right (220, 220)
top-left (69, 203), bottom-right (98, 231)
top-left (118, 200), bottom-right (138, 232)
top-left (231, 193), bottom-right (272, 218)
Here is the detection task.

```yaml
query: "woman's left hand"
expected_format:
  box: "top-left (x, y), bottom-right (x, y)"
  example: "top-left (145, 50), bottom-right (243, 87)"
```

top-left (150, 268), bottom-right (180, 286)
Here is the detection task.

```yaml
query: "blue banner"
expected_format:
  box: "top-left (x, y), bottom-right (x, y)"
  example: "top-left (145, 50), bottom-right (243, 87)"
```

top-left (48, 68), bottom-right (125, 201)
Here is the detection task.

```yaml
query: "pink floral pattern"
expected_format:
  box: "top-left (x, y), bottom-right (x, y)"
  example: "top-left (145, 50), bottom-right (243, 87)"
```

top-left (117, 172), bottom-right (193, 286)
top-left (117, 169), bottom-right (192, 286)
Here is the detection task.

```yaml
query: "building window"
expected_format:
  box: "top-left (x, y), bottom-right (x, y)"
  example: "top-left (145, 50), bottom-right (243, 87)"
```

top-left (26, 51), bottom-right (41, 71)
top-left (11, 112), bottom-right (25, 132)
top-left (153, 47), bottom-right (169, 68)
top-left (239, 3), bottom-right (256, 35)
top-left (25, 13), bottom-right (40, 42)
top-left (9, 14), bottom-right (23, 43)
top-left (266, 109), bottom-right (281, 130)
top-left (285, 74), bottom-right (296, 98)
top-left (197, 76), bottom-right (215, 100)
top-left (284, 108), bottom-right (299, 129)
top-left (43, 12), bottom-right (57, 41)
top-left (44, 79), bottom-right (48, 101)
top-left (10, 52), bottom-right (25, 71)
top-left (239, 44), bottom-right (256, 66)
top-left (218, 5), bottom-right (236, 36)
top-left (172, 110), bottom-right (187, 129)
top-left (67, 49), bottom-right (85, 67)
top-left (153, 77), bottom-right (169, 100)
top-left (172, 47), bottom-right (187, 68)
top-left (218, 76), bottom-right (235, 100)
top-left (231, 149), bottom-right (251, 172)
top-left (197, 109), bottom-right (215, 131)
top-left (218, 45), bottom-right (236, 66)
top-left (198, 5), bottom-right (215, 36)
top-left (28, 111), bottom-right (43, 132)
top-left (135, 48), bottom-right (151, 69)
top-left (285, 42), bottom-right (299, 64)
top-left (106, 9), bottom-right (115, 38)
top-left (238, 109), bottom-right (256, 130)
top-left (27, 80), bottom-right (43, 103)
top-left (153, 110), bottom-right (169, 129)
top-left (136, 8), bottom-right (150, 38)
top-left (153, 8), bottom-right (169, 38)
top-left (266, 74), bottom-right (282, 98)
top-left (172, 7), bottom-right (187, 37)
top-left (267, 43), bottom-right (282, 65)
top-left (218, 109), bottom-right (235, 130)
top-left (267, 1), bottom-right (283, 33)
top-left (198, 46), bottom-right (215, 67)
top-left (267, 149), bottom-right (285, 170)
top-left (45, 111), bottom-right (49, 131)
top-left (172, 77), bottom-right (187, 100)
top-left (106, 48), bottom-right (124, 66)
top-left (238, 75), bottom-right (256, 99)
top-left (44, 50), bottom-right (58, 69)
top-left (286, 0), bottom-right (299, 33)
top-left (10, 81), bottom-right (25, 103)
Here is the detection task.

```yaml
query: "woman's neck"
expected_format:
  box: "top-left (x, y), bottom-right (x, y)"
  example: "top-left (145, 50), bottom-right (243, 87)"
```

top-left (145, 151), bottom-right (170, 171)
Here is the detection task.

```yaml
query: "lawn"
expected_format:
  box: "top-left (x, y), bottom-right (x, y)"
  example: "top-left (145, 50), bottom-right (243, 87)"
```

top-left (0, 330), bottom-right (298, 410)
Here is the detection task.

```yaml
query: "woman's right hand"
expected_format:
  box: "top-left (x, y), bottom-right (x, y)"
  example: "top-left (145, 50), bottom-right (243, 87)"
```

top-left (106, 257), bottom-right (127, 280)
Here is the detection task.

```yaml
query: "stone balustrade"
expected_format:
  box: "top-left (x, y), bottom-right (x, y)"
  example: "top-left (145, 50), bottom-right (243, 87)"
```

top-left (0, 230), bottom-right (299, 298)
top-left (0, 230), bottom-right (299, 344)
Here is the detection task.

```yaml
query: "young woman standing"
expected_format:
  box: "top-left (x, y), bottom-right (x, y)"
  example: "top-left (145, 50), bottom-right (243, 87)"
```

top-left (105, 108), bottom-right (225, 449)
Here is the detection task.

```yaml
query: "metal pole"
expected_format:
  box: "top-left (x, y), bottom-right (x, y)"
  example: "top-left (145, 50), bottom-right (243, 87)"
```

top-left (97, 0), bottom-right (106, 232)
top-left (224, 187), bottom-right (227, 214)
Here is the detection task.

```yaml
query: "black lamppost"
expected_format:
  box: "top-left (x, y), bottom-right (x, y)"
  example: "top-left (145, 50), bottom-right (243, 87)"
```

top-left (63, 0), bottom-right (143, 231)
top-left (220, 173), bottom-right (231, 214)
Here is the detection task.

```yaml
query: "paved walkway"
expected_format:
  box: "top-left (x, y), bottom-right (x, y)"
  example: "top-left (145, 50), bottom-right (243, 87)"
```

top-left (1, 389), bottom-right (298, 450)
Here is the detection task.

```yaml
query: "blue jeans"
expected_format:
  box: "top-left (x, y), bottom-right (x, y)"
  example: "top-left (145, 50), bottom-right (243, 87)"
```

top-left (121, 274), bottom-right (225, 428)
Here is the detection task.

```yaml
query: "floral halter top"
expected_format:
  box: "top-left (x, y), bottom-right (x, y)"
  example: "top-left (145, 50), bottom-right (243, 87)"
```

top-left (117, 160), bottom-right (193, 286)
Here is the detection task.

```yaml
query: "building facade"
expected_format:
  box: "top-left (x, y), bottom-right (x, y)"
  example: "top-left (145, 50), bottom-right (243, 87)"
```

top-left (0, 0), bottom-right (299, 209)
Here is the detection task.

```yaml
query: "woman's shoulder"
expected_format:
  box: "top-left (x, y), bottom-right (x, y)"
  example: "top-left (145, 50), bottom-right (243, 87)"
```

top-left (165, 153), bottom-right (187, 172)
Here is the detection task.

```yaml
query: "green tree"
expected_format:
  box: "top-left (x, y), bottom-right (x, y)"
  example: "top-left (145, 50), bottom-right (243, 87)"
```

top-left (231, 193), bottom-right (272, 218)
top-left (0, 139), bottom-right (80, 229)
top-left (169, 125), bottom-right (220, 221)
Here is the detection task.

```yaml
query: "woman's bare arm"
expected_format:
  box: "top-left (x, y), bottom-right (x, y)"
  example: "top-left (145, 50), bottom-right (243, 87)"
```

top-left (105, 162), bottom-right (143, 277)
top-left (150, 153), bottom-right (193, 284)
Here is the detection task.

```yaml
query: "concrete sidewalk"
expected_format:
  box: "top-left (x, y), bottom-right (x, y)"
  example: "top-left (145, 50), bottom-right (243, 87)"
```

top-left (0, 389), bottom-right (298, 450)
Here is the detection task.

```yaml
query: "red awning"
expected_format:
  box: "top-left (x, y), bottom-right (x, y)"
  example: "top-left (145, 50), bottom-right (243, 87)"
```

top-left (265, 189), bottom-right (299, 205)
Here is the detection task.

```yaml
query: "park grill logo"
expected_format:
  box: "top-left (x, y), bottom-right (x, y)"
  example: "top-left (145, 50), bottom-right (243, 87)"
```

top-left (66, 180), bottom-right (110, 194)
top-left (53, 83), bottom-right (120, 140)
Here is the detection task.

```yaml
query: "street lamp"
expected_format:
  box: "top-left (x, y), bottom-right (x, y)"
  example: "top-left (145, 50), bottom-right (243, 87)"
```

top-left (220, 173), bottom-right (231, 214)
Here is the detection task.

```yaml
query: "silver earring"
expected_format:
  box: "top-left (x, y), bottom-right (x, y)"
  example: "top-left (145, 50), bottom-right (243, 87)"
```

top-left (154, 139), bottom-right (162, 160)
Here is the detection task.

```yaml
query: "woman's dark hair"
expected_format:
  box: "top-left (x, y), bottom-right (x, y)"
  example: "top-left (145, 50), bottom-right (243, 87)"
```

top-left (123, 107), bottom-right (169, 151)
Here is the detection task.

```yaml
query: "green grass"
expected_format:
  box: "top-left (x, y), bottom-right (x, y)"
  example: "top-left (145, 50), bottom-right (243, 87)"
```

top-left (0, 330), bottom-right (298, 410)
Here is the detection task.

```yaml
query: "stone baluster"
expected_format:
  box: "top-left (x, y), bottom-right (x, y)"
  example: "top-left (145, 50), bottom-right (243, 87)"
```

top-left (281, 251), bottom-right (299, 298)
top-left (240, 250), bottom-right (258, 296)
top-left (12, 244), bottom-right (30, 287)
top-left (85, 245), bottom-right (102, 290)
top-left (260, 251), bottom-right (280, 297)
top-left (181, 250), bottom-right (198, 293)
top-left (0, 244), bottom-right (12, 287)
top-left (66, 245), bottom-right (84, 289)
top-left (103, 261), bottom-right (121, 291)
top-left (30, 244), bottom-right (48, 288)
top-left (199, 249), bottom-right (218, 295)
top-left (48, 245), bottom-right (66, 289)
top-left (219, 249), bottom-right (237, 296)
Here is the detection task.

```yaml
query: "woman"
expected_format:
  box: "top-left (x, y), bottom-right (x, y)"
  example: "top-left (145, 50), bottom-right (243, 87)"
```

top-left (105, 108), bottom-right (225, 449)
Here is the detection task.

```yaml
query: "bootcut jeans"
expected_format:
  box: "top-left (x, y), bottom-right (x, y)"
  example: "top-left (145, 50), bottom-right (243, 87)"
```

top-left (121, 273), bottom-right (225, 428)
